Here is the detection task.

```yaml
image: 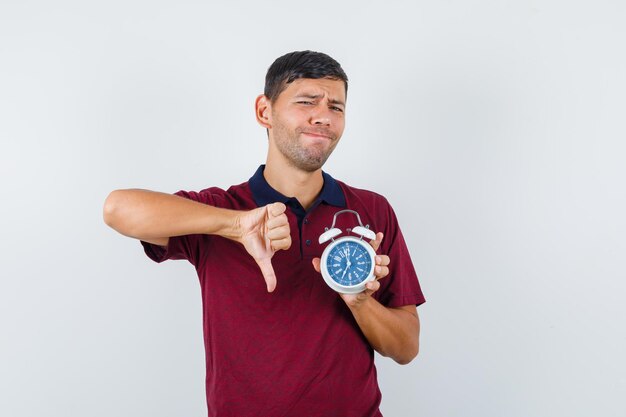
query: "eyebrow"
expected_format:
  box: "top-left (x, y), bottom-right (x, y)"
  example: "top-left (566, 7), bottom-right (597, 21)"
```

top-left (294, 94), bottom-right (345, 107)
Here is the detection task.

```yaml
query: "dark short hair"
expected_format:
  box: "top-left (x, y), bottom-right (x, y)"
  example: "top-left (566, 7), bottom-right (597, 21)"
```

top-left (264, 50), bottom-right (348, 103)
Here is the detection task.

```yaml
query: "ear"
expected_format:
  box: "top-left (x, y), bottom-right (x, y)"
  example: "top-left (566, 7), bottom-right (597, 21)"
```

top-left (255, 94), bottom-right (272, 129)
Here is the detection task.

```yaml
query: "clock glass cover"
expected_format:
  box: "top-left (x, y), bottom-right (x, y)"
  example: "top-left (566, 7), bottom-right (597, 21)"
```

top-left (326, 239), bottom-right (373, 287)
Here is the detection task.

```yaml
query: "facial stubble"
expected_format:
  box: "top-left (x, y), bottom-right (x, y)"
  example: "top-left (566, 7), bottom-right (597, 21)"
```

top-left (270, 115), bottom-right (339, 173)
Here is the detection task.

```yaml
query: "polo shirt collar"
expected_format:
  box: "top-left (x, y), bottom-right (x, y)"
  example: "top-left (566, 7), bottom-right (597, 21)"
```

top-left (249, 164), bottom-right (346, 209)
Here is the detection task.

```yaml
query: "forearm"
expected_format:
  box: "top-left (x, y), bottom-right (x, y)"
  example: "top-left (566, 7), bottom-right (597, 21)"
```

top-left (347, 297), bottom-right (420, 365)
top-left (103, 189), bottom-right (241, 241)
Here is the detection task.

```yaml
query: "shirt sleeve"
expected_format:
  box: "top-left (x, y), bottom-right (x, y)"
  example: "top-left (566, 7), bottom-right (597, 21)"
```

top-left (373, 199), bottom-right (426, 308)
top-left (140, 189), bottom-right (214, 268)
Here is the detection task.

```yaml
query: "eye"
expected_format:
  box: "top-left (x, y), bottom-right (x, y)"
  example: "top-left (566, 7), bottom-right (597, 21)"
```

top-left (297, 101), bottom-right (313, 105)
top-left (331, 106), bottom-right (344, 112)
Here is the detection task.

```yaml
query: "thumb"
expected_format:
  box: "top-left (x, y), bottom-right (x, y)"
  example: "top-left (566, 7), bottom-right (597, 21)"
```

top-left (311, 258), bottom-right (321, 273)
top-left (256, 257), bottom-right (277, 293)
top-left (268, 201), bottom-right (287, 218)
top-left (369, 232), bottom-right (384, 252)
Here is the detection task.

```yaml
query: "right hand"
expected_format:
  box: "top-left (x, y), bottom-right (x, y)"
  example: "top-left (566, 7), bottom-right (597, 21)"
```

top-left (236, 202), bottom-right (292, 292)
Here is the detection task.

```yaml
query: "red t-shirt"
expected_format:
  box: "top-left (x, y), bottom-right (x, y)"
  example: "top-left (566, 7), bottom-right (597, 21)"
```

top-left (141, 166), bottom-right (425, 417)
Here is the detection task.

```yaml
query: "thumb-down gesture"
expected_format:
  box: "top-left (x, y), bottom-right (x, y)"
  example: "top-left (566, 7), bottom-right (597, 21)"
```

top-left (237, 202), bottom-right (291, 292)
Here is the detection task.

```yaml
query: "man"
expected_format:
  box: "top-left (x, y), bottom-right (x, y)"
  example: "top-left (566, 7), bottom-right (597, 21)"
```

top-left (103, 50), bottom-right (425, 417)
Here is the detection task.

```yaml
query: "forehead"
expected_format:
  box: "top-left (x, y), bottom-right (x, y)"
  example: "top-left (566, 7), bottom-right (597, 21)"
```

top-left (280, 78), bottom-right (346, 102)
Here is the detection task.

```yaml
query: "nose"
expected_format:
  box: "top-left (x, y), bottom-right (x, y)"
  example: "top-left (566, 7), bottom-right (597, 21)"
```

top-left (309, 104), bottom-right (332, 126)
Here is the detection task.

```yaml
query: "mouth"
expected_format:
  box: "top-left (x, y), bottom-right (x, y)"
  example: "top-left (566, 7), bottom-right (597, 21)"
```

top-left (301, 131), bottom-right (333, 140)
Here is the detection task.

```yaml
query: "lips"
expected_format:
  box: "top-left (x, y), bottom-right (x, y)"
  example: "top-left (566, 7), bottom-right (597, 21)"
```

top-left (301, 130), bottom-right (334, 140)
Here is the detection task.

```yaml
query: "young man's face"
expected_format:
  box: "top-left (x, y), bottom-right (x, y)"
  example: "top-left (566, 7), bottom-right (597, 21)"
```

top-left (266, 77), bottom-right (346, 172)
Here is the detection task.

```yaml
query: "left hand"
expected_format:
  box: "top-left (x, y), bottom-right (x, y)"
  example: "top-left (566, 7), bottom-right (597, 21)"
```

top-left (312, 232), bottom-right (390, 308)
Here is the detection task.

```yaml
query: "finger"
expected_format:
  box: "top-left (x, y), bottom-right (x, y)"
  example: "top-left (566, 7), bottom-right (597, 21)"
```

top-left (256, 257), bottom-right (277, 292)
top-left (375, 255), bottom-right (390, 267)
top-left (266, 213), bottom-right (289, 229)
top-left (271, 236), bottom-right (292, 251)
top-left (267, 224), bottom-right (290, 240)
top-left (369, 232), bottom-right (384, 252)
top-left (268, 202), bottom-right (287, 218)
top-left (365, 279), bottom-right (380, 293)
top-left (374, 265), bottom-right (389, 279)
top-left (311, 258), bottom-right (321, 273)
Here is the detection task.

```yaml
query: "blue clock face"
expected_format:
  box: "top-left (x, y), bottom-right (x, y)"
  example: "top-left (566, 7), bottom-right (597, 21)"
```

top-left (326, 240), bottom-right (373, 286)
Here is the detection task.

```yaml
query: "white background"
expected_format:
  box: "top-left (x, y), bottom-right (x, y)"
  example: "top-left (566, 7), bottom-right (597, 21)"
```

top-left (1, 1), bottom-right (625, 416)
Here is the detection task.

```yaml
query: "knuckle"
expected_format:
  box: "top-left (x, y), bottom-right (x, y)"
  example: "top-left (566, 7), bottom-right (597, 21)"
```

top-left (275, 203), bottom-right (286, 215)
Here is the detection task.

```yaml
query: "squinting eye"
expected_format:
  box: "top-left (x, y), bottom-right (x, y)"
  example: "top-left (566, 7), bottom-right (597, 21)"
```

top-left (298, 101), bottom-right (312, 105)
top-left (331, 107), bottom-right (344, 112)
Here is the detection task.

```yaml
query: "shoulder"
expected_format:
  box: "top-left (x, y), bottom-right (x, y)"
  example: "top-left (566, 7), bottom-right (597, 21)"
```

top-left (336, 179), bottom-right (392, 210)
top-left (334, 179), bottom-right (402, 236)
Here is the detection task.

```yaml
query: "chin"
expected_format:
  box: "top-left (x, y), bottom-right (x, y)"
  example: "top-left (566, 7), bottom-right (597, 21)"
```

top-left (296, 163), bottom-right (324, 172)
top-left (291, 158), bottom-right (326, 172)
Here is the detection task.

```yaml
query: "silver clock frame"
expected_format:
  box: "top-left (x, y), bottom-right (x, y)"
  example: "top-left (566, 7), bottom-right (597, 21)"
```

top-left (318, 210), bottom-right (378, 294)
top-left (320, 236), bottom-right (377, 294)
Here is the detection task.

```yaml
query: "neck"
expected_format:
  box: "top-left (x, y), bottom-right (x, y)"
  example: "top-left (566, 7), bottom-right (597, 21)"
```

top-left (264, 150), bottom-right (324, 211)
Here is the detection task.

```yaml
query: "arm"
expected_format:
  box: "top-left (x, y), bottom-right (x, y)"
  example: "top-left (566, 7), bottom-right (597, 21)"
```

top-left (347, 299), bottom-right (420, 365)
top-left (312, 232), bottom-right (420, 364)
top-left (103, 188), bottom-right (291, 292)
top-left (103, 189), bottom-right (242, 246)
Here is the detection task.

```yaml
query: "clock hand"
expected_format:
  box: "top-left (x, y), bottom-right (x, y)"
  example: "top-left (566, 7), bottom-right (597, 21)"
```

top-left (341, 264), bottom-right (348, 280)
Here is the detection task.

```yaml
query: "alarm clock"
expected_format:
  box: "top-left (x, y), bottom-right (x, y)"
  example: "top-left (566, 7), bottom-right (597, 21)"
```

top-left (318, 209), bottom-right (378, 294)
